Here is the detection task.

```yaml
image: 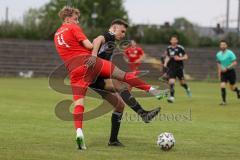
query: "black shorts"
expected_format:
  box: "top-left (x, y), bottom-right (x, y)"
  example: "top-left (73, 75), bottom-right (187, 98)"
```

top-left (221, 69), bottom-right (236, 85)
top-left (89, 77), bottom-right (110, 98)
top-left (89, 77), bottom-right (106, 90)
top-left (167, 68), bottom-right (185, 80)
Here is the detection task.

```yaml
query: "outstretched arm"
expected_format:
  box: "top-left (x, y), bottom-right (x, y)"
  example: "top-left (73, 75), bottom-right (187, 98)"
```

top-left (82, 39), bottom-right (93, 50)
top-left (85, 36), bottom-right (105, 67)
top-left (92, 35), bottom-right (105, 56)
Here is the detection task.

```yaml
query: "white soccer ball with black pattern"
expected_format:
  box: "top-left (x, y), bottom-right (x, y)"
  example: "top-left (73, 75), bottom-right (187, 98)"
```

top-left (157, 132), bottom-right (175, 151)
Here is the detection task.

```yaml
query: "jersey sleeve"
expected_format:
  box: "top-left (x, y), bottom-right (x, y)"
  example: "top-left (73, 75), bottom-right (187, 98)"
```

top-left (179, 46), bottom-right (186, 55)
top-left (71, 25), bottom-right (87, 42)
top-left (103, 32), bottom-right (115, 42)
top-left (230, 51), bottom-right (237, 61)
top-left (182, 48), bottom-right (186, 55)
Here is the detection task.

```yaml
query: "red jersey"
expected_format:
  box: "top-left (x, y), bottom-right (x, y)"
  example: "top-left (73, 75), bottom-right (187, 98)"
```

top-left (54, 23), bottom-right (91, 62)
top-left (125, 46), bottom-right (144, 63)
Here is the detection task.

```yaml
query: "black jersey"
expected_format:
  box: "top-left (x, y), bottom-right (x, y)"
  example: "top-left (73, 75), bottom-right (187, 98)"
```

top-left (166, 45), bottom-right (186, 69)
top-left (98, 31), bottom-right (116, 61)
top-left (90, 32), bottom-right (116, 90)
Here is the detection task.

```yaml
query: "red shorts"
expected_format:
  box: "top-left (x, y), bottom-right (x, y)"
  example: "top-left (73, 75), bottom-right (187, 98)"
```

top-left (66, 55), bottom-right (115, 100)
top-left (129, 62), bottom-right (141, 71)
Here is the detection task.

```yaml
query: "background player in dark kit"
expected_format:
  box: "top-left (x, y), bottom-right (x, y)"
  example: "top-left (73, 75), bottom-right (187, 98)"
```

top-left (164, 36), bottom-right (192, 103)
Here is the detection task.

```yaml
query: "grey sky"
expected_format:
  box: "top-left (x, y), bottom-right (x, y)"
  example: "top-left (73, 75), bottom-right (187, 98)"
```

top-left (0, 0), bottom-right (239, 27)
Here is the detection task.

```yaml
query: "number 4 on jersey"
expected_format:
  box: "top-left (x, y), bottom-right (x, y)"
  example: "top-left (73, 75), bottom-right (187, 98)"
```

top-left (57, 34), bottom-right (70, 48)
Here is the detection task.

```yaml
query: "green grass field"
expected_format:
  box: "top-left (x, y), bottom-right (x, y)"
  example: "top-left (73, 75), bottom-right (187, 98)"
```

top-left (0, 78), bottom-right (240, 160)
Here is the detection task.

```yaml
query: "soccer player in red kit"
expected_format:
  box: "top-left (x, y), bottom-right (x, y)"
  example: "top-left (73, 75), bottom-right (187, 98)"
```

top-left (125, 40), bottom-right (144, 71)
top-left (54, 6), bottom-right (165, 150)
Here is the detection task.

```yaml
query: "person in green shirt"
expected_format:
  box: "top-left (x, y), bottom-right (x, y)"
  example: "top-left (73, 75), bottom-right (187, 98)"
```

top-left (216, 40), bottom-right (240, 105)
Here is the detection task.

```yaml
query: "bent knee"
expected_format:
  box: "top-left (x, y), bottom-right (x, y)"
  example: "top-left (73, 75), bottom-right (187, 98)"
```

top-left (115, 102), bottom-right (125, 112)
top-left (220, 83), bottom-right (226, 88)
top-left (169, 79), bottom-right (175, 84)
top-left (74, 98), bottom-right (84, 106)
top-left (113, 81), bottom-right (129, 92)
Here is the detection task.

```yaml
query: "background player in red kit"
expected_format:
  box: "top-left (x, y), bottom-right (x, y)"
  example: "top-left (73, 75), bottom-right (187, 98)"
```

top-left (124, 40), bottom-right (144, 71)
top-left (54, 6), bottom-right (166, 150)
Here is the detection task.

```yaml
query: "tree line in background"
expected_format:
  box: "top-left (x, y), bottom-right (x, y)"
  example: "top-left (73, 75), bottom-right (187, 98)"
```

top-left (0, 0), bottom-right (239, 47)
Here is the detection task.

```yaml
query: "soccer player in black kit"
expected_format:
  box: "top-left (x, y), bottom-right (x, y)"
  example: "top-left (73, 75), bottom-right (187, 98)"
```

top-left (164, 36), bottom-right (192, 103)
top-left (89, 19), bottom-right (168, 146)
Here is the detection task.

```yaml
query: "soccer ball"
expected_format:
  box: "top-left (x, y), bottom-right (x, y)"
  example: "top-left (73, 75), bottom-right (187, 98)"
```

top-left (157, 132), bottom-right (175, 151)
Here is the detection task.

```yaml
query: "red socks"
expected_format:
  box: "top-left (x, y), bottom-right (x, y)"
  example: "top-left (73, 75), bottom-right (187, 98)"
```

top-left (123, 72), bottom-right (151, 91)
top-left (73, 105), bottom-right (84, 129)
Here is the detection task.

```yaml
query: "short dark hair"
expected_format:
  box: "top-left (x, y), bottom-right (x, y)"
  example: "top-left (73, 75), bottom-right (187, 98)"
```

top-left (111, 19), bottom-right (129, 28)
top-left (171, 35), bottom-right (178, 40)
top-left (220, 40), bottom-right (228, 44)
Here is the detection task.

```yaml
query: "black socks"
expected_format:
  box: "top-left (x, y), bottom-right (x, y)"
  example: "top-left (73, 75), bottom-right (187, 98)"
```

top-left (110, 112), bottom-right (123, 142)
top-left (181, 84), bottom-right (189, 90)
top-left (221, 88), bottom-right (226, 103)
top-left (234, 87), bottom-right (240, 99)
top-left (170, 84), bottom-right (175, 97)
top-left (120, 90), bottom-right (145, 114)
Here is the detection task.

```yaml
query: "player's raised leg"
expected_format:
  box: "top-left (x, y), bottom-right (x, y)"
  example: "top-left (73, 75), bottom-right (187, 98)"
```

top-left (103, 79), bottom-right (161, 123)
top-left (109, 64), bottom-right (168, 99)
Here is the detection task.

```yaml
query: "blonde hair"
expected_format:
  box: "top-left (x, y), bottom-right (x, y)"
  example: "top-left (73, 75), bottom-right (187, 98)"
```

top-left (58, 6), bottom-right (80, 20)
